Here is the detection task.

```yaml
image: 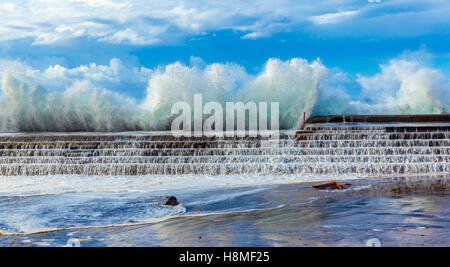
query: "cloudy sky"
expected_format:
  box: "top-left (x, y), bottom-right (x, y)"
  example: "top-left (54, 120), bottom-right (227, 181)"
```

top-left (0, 0), bottom-right (448, 71)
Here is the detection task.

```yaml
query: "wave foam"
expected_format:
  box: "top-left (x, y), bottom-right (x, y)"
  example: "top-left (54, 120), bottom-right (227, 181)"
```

top-left (0, 55), bottom-right (448, 132)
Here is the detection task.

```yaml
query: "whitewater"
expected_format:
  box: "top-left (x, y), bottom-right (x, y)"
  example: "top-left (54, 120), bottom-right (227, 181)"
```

top-left (0, 55), bottom-right (448, 132)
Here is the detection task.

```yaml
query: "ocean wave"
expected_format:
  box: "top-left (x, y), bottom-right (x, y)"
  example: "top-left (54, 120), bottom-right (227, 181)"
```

top-left (0, 56), bottom-right (448, 132)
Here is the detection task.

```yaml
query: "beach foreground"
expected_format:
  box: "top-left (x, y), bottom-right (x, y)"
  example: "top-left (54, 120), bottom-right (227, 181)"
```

top-left (1, 175), bottom-right (448, 247)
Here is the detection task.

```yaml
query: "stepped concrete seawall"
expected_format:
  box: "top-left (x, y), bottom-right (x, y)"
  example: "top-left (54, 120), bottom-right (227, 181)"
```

top-left (0, 114), bottom-right (448, 176)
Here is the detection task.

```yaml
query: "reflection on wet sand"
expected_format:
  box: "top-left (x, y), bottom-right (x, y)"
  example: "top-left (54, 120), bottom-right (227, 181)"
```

top-left (2, 176), bottom-right (446, 247)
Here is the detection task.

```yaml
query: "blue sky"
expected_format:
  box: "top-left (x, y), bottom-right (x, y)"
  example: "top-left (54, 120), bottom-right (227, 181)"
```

top-left (0, 0), bottom-right (449, 74)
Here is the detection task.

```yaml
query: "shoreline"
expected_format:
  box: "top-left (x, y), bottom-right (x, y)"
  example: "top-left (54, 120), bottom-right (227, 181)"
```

top-left (0, 174), bottom-right (448, 246)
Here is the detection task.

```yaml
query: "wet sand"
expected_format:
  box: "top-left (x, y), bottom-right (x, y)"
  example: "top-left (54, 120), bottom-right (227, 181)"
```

top-left (1, 175), bottom-right (448, 247)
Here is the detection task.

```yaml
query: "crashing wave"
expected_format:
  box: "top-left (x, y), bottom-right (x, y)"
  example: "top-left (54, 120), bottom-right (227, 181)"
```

top-left (0, 55), bottom-right (448, 132)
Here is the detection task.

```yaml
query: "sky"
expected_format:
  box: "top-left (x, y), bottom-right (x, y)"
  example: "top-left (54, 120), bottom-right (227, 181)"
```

top-left (0, 0), bottom-right (449, 131)
top-left (0, 0), bottom-right (449, 73)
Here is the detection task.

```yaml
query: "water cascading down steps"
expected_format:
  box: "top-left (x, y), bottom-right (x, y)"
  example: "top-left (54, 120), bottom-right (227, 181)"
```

top-left (0, 115), bottom-right (448, 176)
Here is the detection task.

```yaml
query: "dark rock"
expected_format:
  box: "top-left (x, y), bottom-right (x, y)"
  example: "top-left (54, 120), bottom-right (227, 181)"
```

top-left (165, 196), bottom-right (179, 206)
top-left (312, 181), bottom-right (351, 190)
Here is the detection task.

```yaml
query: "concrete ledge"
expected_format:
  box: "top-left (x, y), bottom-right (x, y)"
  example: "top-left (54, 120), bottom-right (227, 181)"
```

top-left (305, 114), bottom-right (450, 125)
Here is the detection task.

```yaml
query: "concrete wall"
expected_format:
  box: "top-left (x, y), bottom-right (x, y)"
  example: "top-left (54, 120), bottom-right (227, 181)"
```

top-left (305, 114), bottom-right (450, 125)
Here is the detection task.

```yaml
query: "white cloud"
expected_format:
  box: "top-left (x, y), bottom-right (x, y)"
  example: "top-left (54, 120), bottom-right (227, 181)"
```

top-left (309, 10), bottom-right (360, 25)
top-left (241, 31), bottom-right (271, 40)
top-left (100, 28), bottom-right (162, 45)
top-left (0, 58), bottom-right (152, 92)
top-left (0, 0), bottom-right (448, 45)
